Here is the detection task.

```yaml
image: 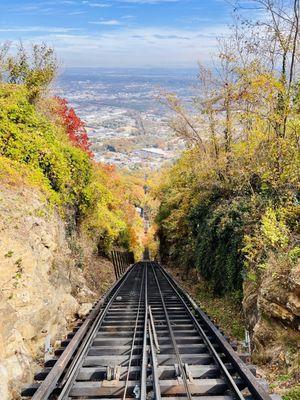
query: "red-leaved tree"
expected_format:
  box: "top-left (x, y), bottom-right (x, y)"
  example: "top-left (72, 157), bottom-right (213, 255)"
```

top-left (55, 96), bottom-right (93, 158)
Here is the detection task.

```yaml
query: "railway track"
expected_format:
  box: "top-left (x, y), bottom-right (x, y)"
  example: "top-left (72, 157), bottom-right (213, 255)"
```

top-left (22, 261), bottom-right (273, 400)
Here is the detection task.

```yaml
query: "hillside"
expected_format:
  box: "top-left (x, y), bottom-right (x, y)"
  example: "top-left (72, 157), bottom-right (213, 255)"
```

top-left (1, 2), bottom-right (300, 398)
top-left (0, 82), bottom-right (144, 398)
top-left (151, 4), bottom-right (300, 397)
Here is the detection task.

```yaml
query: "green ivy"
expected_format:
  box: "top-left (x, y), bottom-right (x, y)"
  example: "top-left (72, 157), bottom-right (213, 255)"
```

top-left (189, 198), bottom-right (248, 294)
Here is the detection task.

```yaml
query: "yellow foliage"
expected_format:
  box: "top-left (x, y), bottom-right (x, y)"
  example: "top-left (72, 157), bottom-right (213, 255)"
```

top-left (261, 208), bottom-right (289, 249)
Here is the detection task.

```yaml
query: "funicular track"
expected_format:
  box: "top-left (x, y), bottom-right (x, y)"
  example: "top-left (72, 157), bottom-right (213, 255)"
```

top-left (22, 262), bottom-right (273, 400)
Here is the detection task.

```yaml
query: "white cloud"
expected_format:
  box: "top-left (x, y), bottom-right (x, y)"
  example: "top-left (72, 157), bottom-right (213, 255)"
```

top-left (0, 26), bottom-right (79, 33)
top-left (82, 1), bottom-right (111, 7)
top-left (23, 24), bottom-right (228, 67)
top-left (90, 19), bottom-right (121, 25)
top-left (61, 1), bottom-right (78, 4)
top-left (69, 10), bottom-right (87, 15)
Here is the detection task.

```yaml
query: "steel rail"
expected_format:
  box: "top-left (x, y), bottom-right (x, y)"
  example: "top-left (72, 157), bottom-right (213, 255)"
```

top-left (30, 264), bottom-right (134, 400)
top-left (148, 319), bottom-right (161, 400)
top-left (150, 262), bottom-right (193, 400)
top-left (159, 262), bottom-right (273, 400)
top-left (140, 262), bottom-right (149, 400)
top-left (156, 262), bottom-right (245, 400)
top-left (122, 263), bottom-right (146, 400)
top-left (24, 260), bottom-right (273, 400)
top-left (56, 263), bottom-right (139, 400)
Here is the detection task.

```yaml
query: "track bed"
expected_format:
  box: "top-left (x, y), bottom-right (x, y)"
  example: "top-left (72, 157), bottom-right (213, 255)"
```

top-left (22, 262), bottom-right (272, 400)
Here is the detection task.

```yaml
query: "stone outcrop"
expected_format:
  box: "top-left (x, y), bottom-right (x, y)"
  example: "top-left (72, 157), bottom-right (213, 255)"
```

top-left (0, 184), bottom-right (114, 399)
top-left (243, 256), bottom-right (300, 372)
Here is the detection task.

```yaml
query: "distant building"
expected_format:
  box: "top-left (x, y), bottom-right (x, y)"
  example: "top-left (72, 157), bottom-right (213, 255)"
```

top-left (105, 144), bottom-right (117, 152)
top-left (139, 147), bottom-right (167, 158)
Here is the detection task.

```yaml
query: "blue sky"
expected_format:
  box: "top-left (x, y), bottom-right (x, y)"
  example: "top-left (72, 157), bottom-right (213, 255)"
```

top-left (0, 0), bottom-right (234, 67)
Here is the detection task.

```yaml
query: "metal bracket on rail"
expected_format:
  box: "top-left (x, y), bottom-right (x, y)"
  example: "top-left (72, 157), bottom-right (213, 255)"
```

top-left (174, 363), bottom-right (180, 378)
top-left (103, 365), bottom-right (121, 387)
top-left (184, 363), bottom-right (194, 384)
top-left (174, 363), bottom-right (194, 383)
top-left (106, 365), bottom-right (121, 381)
top-left (174, 365), bottom-right (184, 387)
top-left (133, 384), bottom-right (140, 398)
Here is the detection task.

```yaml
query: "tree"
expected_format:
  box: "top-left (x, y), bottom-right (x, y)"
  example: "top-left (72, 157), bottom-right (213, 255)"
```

top-left (3, 42), bottom-right (58, 102)
top-left (234, 0), bottom-right (300, 136)
top-left (0, 41), bottom-right (10, 81)
top-left (55, 97), bottom-right (93, 158)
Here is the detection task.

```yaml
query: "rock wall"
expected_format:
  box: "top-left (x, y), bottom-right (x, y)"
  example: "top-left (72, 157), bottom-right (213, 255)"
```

top-left (243, 256), bottom-right (300, 374)
top-left (0, 184), bottom-right (114, 399)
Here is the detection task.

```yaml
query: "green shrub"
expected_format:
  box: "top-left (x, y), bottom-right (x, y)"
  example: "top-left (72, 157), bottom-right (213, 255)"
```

top-left (282, 386), bottom-right (300, 400)
top-left (0, 83), bottom-right (134, 254)
top-left (0, 83), bottom-right (91, 207)
top-left (189, 198), bottom-right (247, 294)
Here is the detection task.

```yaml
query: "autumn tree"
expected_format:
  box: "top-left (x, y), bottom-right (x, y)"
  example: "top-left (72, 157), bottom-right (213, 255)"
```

top-left (234, 0), bottom-right (300, 134)
top-left (157, 0), bottom-right (300, 280)
top-left (55, 97), bottom-right (93, 158)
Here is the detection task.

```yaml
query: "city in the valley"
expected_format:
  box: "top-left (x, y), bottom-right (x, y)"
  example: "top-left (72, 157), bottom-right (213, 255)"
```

top-left (55, 68), bottom-right (197, 169)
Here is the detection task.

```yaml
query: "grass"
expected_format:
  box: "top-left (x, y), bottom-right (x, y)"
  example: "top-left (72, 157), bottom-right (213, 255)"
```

top-left (278, 374), bottom-right (292, 383)
top-left (167, 265), bottom-right (245, 341)
top-left (282, 385), bottom-right (300, 400)
top-left (195, 283), bottom-right (245, 340)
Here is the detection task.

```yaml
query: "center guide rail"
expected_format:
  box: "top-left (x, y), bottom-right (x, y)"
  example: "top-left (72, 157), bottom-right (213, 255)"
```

top-left (22, 261), bottom-right (272, 400)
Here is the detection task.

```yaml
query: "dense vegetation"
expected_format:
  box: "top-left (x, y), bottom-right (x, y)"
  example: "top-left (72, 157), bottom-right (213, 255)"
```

top-left (0, 44), bottom-right (144, 257)
top-left (154, 5), bottom-right (300, 390)
top-left (156, 0), bottom-right (300, 296)
top-left (0, 6), bottom-right (299, 393)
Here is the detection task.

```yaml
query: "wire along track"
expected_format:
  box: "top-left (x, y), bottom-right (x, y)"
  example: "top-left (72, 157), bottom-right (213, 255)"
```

top-left (22, 261), bottom-right (273, 400)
